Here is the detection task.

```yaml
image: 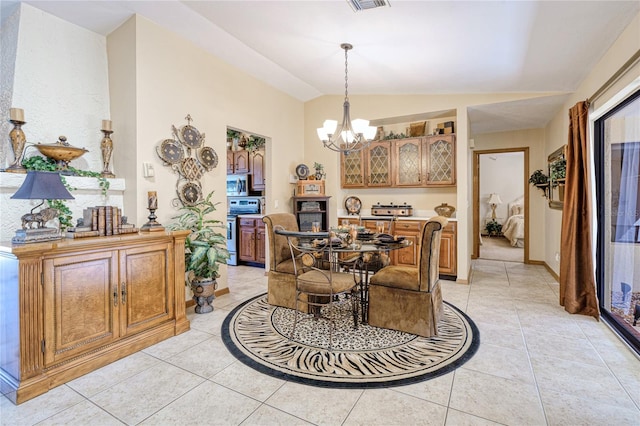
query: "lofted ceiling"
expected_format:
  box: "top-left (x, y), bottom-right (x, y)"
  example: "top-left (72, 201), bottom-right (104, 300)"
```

top-left (2, 0), bottom-right (638, 134)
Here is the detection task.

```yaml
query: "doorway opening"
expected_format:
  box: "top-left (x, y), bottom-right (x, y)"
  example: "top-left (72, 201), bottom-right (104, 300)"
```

top-left (473, 148), bottom-right (530, 263)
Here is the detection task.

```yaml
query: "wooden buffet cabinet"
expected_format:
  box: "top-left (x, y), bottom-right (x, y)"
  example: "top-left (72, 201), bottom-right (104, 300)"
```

top-left (0, 230), bottom-right (191, 404)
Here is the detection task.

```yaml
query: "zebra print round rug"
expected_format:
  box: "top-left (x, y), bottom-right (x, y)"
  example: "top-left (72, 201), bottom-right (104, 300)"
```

top-left (222, 294), bottom-right (479, 388)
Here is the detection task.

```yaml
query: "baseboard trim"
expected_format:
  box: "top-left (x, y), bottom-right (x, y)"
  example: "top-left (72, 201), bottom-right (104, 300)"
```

top-left (543, 262), bottom-right (560, 282)
top-left (185, 286), bottom-right (231, 309)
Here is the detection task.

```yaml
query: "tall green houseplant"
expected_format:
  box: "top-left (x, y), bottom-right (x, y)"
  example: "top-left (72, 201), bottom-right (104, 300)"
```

top-left (168, 191), bottom-right (230, 313)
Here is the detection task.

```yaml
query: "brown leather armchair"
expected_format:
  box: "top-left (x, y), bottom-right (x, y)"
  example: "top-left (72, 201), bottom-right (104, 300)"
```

top-left (262, 213), bottom-right (305, 310)
top-left (367, 216), bottom-right (448, 337)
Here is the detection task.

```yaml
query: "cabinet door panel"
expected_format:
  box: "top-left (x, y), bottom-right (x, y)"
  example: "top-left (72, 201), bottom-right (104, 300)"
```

top-left (439, 223), bottom-right (457, 275)
top-left (425, 135), bottom-right (456, 186)
top-left (250, 150), bottom-right (265, 190)
top-left (239, 228), bottom-right (255, 261)
top-left (340, 149), bottom-right (365, 187)
top-left (394, 139), bottom-right (423, 186)
top-left (43, 251), bottom-right (118, 366)
top-left (392, 221), bottom-right (422, 267)
top-left (120, 243), bottom-right (173, 336)
top-left (234, 151), bottom-right (250, 174)
top-left (366, 142), bottom-right (391, 186)
top-left (256, 224), bottom-right (266, 263)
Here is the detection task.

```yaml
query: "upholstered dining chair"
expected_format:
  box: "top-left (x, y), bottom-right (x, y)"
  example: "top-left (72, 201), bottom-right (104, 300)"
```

top-left (276, 228), bottom-right (359, 349)
top-left (262, 213), bottom-right (302, 310)
top-left (367, 216), bottom-right (448, 337)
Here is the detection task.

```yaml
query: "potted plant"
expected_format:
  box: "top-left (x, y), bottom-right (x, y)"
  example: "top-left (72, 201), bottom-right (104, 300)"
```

top-left (529, 169), bottom-right (549, 196)
top-left (313, 162), bottom-right (325, 180)
top-left (168, 191), bottom-right (230, 313)
top-left (485, 219), bottom-right (502, 236)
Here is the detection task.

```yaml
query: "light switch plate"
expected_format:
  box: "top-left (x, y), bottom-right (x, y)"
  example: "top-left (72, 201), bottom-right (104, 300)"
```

top-left (143, 162), bottom-right (155, 177)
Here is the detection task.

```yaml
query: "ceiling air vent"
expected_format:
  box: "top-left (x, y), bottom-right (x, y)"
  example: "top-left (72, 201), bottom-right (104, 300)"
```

top-left (347, 0), bottom-right (390, 12)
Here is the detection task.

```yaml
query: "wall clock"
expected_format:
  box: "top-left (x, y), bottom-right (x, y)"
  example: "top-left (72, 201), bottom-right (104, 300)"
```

top-left (345, 196), bottom-right (362, 215)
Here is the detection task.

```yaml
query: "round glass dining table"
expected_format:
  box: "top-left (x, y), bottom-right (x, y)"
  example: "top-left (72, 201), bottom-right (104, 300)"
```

top-left (275, 228), bottom-right (412, 324)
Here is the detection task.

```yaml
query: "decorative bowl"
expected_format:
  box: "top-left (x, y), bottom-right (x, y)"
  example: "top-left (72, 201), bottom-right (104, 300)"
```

top-left (35, 136), bottom-right (88, 170)
top-left (434, 203), bottom-right (455, 217)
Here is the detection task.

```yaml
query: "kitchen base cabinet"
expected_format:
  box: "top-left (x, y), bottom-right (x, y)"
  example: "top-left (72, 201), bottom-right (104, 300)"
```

top-left (438, 222), bottom-right (457, 277)
top-left (391, 220), bottom-right (422, 267)
top-left (239, 217), bottom-right (265, 264)
top-left (0, 231), bottom-right (190, 405)
top-left (337, 216), bottom-right (458, 279)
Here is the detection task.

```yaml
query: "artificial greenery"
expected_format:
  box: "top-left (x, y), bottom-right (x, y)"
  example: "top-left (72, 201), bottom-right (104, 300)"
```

top-left (550, 159), bottom-right (566, 184)
top-left (21, 155), bottom-right (110, 229)
top-left (485, 219), bottom-right (502, 236)
top-left (528, 169), bottom-right (548, 185)
top-left (383, 131), bottom-right (408, 140)
top-left (167, 191), bottom-right (230, 281)
top-left (246, 135), bottom-right (266, 152)
top-left (226, 129), bottom-right (241, 140)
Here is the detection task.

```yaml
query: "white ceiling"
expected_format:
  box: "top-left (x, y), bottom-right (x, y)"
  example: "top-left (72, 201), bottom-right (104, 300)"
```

top-left (3, 0), bottom-right (638, 134)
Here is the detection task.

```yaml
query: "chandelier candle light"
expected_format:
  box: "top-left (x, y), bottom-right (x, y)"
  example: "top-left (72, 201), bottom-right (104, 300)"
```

top-left (317, 43), bottom-right (376, 153)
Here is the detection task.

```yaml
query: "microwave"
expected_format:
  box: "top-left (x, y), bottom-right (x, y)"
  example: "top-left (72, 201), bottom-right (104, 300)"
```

top-left (226, 174), bottom-right (248, 197)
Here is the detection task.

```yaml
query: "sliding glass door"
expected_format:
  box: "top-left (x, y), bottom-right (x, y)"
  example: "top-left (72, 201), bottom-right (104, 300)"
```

top-left (594, 88), bottom-right (640, 354)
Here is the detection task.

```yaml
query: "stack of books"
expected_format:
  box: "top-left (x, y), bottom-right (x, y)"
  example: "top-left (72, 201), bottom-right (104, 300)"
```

top-left (66, 206), bottom-right (139, 239)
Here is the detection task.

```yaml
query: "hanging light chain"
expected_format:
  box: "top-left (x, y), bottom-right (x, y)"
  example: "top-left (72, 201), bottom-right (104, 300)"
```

top-left (344, 44), bottom-right (349, 102)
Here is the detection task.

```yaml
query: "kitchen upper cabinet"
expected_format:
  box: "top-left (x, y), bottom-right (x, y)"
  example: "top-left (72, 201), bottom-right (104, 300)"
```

top-left (425, 134), bottom-right (456, 186)
top-left (340, 148), bottom-right (365, 188)
top-left (227, 150), bottom-right (249, 174)
top-left (365, 141), bottom-right (392, 186)
top-left (250, 149), bottom-right (265, 190)
top-left (339, 135), bottom-right (456, 188)
top-left (393, 138), bottom-right (424, 186)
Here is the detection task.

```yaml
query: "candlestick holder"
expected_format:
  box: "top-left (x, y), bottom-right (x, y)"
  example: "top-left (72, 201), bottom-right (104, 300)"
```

top-left (140, 206), bottom-right (165, 232)
top-left (100, 129), bottom-right (115, 178)
top-left (6, 119), bottom-right (27, 173)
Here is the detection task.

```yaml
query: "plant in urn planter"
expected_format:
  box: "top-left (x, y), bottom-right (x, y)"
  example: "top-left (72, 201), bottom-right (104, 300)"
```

top-left (168, 191), bottom-right (230, 313)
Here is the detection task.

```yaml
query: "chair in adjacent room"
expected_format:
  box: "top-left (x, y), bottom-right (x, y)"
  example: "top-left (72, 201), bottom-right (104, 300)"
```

top-left (262, 213), bottom-right (303, 310)
top-left (367, 216), bottom-right (448, 337)
top-left (277, 228), bottom-right (360, 349)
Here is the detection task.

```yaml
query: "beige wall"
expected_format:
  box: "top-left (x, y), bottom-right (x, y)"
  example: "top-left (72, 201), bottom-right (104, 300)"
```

top-left (543, 12), bottom-right (640, 276)
top-left (107, 16), bottom-right (305, 290)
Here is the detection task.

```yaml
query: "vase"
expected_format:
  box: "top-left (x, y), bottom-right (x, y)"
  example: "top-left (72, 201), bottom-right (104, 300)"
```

top-left (191, 277), bottom-right (217, 314)
top-left (434, 203), bottom-right (455, 218)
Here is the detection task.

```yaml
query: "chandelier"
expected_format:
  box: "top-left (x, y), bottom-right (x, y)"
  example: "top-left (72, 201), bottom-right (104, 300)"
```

top-left (317, 43), bottom-right (376, 153)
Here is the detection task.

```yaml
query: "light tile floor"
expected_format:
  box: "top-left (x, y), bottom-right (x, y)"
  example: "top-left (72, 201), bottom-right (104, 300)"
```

top-left (2, 260), bottom-right (639, 425)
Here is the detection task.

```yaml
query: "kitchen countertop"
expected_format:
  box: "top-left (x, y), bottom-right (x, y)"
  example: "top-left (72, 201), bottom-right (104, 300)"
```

top-left (236, 214), bottom-right (264, 219)
top-left (338, 209), bottom-right (456, 222)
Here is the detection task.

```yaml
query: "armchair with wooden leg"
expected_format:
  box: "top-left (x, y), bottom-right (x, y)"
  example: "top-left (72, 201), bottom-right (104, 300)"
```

top-left (367, 216), bottom-right (448, 337)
